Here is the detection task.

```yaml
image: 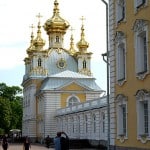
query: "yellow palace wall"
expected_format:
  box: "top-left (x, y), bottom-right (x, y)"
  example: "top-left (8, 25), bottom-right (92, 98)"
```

top-left (114, 0), bottom-right (150, 149)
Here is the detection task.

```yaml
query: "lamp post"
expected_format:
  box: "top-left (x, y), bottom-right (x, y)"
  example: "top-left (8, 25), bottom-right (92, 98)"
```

top-left (101, 0), bottom-right (110, 150)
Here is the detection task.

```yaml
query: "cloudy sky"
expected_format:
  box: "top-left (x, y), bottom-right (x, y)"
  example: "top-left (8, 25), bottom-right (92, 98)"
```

top-left (0, 0), bottom-right (107, 91)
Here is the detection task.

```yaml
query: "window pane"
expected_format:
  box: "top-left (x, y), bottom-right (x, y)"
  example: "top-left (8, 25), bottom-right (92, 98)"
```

top-left (68, 97), bottom-right (79, 106)
top-left (122, 105), bottom-right (126, 134)
top-left (144, 102), bottom-right (148, 133)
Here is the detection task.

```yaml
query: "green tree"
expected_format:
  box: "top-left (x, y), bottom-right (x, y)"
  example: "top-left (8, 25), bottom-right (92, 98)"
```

top-left (0, 83), bottom-right (22, 101)
top-left (0, 97), bottom-right (12, 132)
top-left (10, 99), bottom-right (23, 129)
top-left (0, 83), bottom-right (23, 133)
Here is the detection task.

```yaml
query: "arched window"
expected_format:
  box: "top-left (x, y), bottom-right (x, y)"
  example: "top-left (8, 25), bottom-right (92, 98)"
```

top-left (68, 96), bottom-right (79, 106)
top-left (83, 60), bottom-right (86, 69)
top-left (56, 36), bottom-right (60, 43)
top-left (38, 58), bottom-right (42, 67)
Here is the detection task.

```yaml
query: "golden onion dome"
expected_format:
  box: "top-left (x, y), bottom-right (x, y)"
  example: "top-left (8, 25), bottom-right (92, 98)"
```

top-left (26, 25), bottom-right (35, 53)
top-left (44, 0), bottom-right (70, 34)
top-left (77, 24), bottom-right (89, 51)
top-left (33, 20), bottom-right (45, 48)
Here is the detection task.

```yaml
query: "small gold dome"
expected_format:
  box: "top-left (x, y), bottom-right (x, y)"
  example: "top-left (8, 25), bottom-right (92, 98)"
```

top-left (77, 24), bottom-right (89, 51)
top-left (34, 21), bottom-right (45, 48)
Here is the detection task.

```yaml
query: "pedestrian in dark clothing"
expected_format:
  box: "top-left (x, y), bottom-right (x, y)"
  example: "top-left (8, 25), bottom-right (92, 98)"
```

top-left (45, 135), bottom-right (51, 148)
top-left (54, 131), bottom-right (69, 150)
top-left (23, 136), bottom-right (31, 150)
top-left (2, 136), bottom-right (8, 150)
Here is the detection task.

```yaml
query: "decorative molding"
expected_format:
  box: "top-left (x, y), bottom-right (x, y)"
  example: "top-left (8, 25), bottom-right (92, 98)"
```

top-left (117, 79), bottom-right (126, 86)
top-left (115, 31), bottom-right (126, 44)
top-left (135, 89), bottom-right (150, 99)
top-left (136, 71), bottom-right (149, 80)
top-left (117, 134), bottom-right (128, 143)
top-left (117, 0), bottom-right (124, 6)
top-left (133, 19), bottom-right (149, 33)
top-left (56, 58), bottom-right (67, 69)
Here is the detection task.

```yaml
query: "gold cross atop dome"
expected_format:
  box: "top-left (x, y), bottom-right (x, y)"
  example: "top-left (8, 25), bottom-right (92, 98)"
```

top-left (29, 24), bottom-right (35, 32)
top-left (33, 13), bottom-right (45, 48)
top-left (77, 16), bottom-right (89, 51)
top-left (69, 26), bottom-right (75, 34)
top-left (69, 26), bottom-right (76, 54)
top-left (36, 13), bottom-right (42, 22)
top-left (80, 16), bottom-right (86, 25)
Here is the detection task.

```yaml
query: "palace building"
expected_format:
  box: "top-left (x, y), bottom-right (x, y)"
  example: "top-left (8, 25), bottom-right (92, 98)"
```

top-left (21, 0), bottom-right (106, 146)
top-left (109, 0), bottom-right (150, 149)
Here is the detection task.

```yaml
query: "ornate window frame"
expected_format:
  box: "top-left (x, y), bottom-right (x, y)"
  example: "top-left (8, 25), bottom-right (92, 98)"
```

top-left (133, 19), bottom-right (149, 80)
top-left (67, 95), bottom-right (80, 107)
top-left (115, 31), bottom-right (127, 86)
top-left (116, 94), bottom-right (128, 143)
top-left (135, 89), bottom-right (150, 143)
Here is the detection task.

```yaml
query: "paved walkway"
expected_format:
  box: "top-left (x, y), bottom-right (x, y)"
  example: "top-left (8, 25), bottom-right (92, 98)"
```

top-left (0, 143), bottom-right (97, 150)
top-left (1, 143), bottom-right (53, 150)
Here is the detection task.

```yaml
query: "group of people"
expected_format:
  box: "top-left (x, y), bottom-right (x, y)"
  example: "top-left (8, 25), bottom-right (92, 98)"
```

top-left (45, 131), bottom-right (69, 150)
top-left (1, 131), bottom-right (69, 150)
top-left (1, 135), bottom-right (31, 150)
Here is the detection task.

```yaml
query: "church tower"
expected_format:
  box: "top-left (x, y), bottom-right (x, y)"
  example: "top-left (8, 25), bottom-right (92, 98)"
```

top-left (43, 0), bottom-right (69, 49)
top-left (22, 14), bottom-right (48, 140)
top-left (24, 14), bottom-right (48, 79)
top-left (76, 17), bottom-right (92, 76)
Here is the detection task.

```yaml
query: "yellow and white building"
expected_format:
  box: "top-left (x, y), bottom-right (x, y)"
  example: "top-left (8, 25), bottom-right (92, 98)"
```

top-left (109, 0), bottom-right (150, 149)
top-left (22, 0), bottom-right (105, 142)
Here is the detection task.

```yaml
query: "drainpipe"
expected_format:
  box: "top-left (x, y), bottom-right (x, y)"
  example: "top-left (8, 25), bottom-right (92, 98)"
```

top-left (101, 0), bottom-right (110, 150)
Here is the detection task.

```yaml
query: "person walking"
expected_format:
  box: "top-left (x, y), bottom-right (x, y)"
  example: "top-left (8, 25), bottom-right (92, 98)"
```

top-left (23, 136), bottom-right (31, 150)
top-left (54, 131), bottom-right (69, 150)
top-left (45, 135), bottom-right (51, 148)
top-left (2, 136), bottom-right (8, 150)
